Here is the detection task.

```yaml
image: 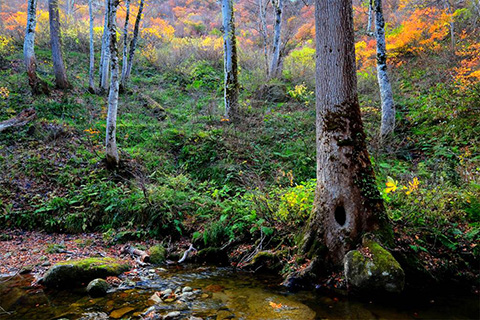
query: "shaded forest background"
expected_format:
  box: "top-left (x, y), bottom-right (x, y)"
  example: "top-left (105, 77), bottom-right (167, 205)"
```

top-left (0, 0), bottom-right (479, 282)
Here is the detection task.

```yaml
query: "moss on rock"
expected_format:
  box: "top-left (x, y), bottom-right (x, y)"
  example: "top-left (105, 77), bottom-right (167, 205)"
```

top-left (149, 245), bottom-right (166, 265)
top-left (41, 257), bottom-right (130, 289)
top-left (344, 240), bottom-right (404, 294)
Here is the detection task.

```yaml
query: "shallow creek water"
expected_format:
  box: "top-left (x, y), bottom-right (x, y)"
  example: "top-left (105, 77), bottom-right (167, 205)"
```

top-left (0, 266), bottom-right (478, 319)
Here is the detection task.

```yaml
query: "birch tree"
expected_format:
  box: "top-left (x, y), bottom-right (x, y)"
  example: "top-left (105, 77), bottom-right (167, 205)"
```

top-left (105, 0), bottom-right (120, 167)
top-left (374, 0), bottom-right (395, 138)
top-left (24, 0), bottom-right (48, 94)
top-left (122, 0), bottom-right (145, 88)
top-left (88, 0), bottom-right (95, 92)
top-left (258, 0), bottom-right (270, 77)
top-left (49, 0), bottom-right (70, 89)
top-left (221, 0), bottom-right (239, 121)
top-left (99, 0), bottom-right (110, 92)
top-left (300, 0), bottom-right (390, 265)
top-left (269, 0), bottom-right (283, 78)
top-left (120, 0), bottom-right (131, 91)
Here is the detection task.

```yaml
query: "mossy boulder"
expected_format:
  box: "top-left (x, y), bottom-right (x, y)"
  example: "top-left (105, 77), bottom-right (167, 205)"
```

top-left (86, 278), bottom-right (110, 297)
top-left (247, 250), bottom-right (284, 273)
top-left (149, 244), bottom-right (166, 265)
top-left (344, 240), bottom-right (405, 294)
top-left (41, 257), bottom-right (130, 289)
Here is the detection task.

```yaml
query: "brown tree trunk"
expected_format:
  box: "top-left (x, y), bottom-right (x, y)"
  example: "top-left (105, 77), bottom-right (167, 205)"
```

top-left (300, 0), bottom-right (391, 267)
top-left (49, 0), bottom-right (70, 89)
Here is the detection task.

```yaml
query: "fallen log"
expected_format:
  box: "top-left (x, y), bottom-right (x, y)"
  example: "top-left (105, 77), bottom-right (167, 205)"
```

top-left (121, 245), bottom-right (150, 263)
top-left (0, 108), bottom-right (36, 133)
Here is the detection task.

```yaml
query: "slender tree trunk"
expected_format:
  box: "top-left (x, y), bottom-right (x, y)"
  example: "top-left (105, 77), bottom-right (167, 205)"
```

top-left (24, 0), bottom-right (48, 94)
top-left (123, 0), bottom-right (145, 86)
top-left (258, 0), bottom-right (270, 78)
top-left (99, 0), bottom-right (110, 93)
top-left (48, 0), bottom-right (70, 89)
top-left (88, 0), bottom-right (95, 92)
top-left (445, 0), bottom-right (455, 52)
top-left (301, 0), bottom-right (390, 266)
top-left (120, 0), bottom-right (131, 91)
top-left (269, 0), bottom-right (283, 78)
top-left (374, 0), bottom-right (395, 138)
top-left (222, 0), bottom-right (239, 121)
top-left (366, 0), bottom-right (373, 35)
top-left (105, 0), bottom-right (120, 167)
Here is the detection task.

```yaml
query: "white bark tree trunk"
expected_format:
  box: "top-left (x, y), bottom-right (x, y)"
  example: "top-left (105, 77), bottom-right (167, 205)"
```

top-left (24, 0), bottom-right (48, 94)
top-left (374, 0), bottom-right (395, 138)
top-left (123, 0), bottom-right (145, 87)
top-left (222, 0), bottom-right (239, 121)
top-left (49, 0), bottom-right (70, 89)
top-left (88, 0), bottom-right (95, 92)
top-left (105, 0), bottom-right (120, 167)
top-left (269, 0), bottom-right (283, 78)
top-left (258, 0), bottom-right (270, 77)
top-left (366, 0), bottom-right (373, 35)
top-left (99, 0), bottom-right (110, 93)
top-left (120, 0), bottom-right (131, 91)
top-left (301, 0), bottom-right (389, 266)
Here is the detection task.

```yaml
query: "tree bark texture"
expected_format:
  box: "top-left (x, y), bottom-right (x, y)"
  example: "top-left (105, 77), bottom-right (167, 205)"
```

top-left (105, 0), bottom-right (120, 167)
top-left (24, 0), bottom-right (48, 94)
top-left (99, 0), bottom-right (110, 92)
top-left (222, 0), bottom-right (239, 121)
top-left (301, 0), bottom-right (389, 266)
top-left (120, 0), bottom-right (131, 90)
top-left (124, 0), bottom-right (145, 86)
top-left (88, 0), bottom-right (95, 92)
top-left (374, 0), bottom-right (395, 138)
top-left (49, 0), bottom-right (70, 89)
top-left (258, 0), bottom-right (270, 77)
top-left (269, 0), bottom-right (283, 78)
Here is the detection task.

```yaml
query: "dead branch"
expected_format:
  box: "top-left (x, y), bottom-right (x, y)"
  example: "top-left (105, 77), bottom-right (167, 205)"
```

top-left (178, 244), bottom-right (197, 263)
top-left (121, 245), bottom-right (150, 263)
top-left (0, 109), bottom-right (36, 133)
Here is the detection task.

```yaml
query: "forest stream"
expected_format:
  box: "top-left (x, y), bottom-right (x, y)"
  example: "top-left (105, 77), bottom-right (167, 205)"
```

top-left (1, 266), bottom-right (478, 320)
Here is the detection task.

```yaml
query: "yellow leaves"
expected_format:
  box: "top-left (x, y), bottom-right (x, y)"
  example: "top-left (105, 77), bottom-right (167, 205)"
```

top-left (406, 177), bottom-right (419, 195)
top-left (384, 176), bottom-right (398, 194)
top-left (0, 87), bottom-right (9, 99)
top-left (385, 177), bottom-right (420, 195)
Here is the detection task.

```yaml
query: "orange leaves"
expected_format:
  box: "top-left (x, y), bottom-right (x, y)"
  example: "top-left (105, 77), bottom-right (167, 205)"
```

top-left (269, 301), bottom-right (283, 309)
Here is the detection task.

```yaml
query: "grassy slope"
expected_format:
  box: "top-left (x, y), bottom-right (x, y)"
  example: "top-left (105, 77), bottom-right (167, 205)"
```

top-left (0, 45), bottom-right (479, 284)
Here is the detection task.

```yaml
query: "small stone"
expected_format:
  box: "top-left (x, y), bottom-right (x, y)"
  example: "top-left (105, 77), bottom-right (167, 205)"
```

top-left (200, 293), bottom-right (209, 299)
top-left (180, 292), bottom-right (195, 301)
top-left (149, 293), bottom-right (162, 304)
top-left (182, 286), bottom-right (192, 293)
top-left (87, 278), bottom-right (110, 298)
top-left (164, 298), bottom-right (175, 303)
top-left (149, 269), bottom-right (156, 273)
top-left (164, 311), bottom-right (181, 319)
top-left (189, 316), bottom-right (203, 320)
top-left (110, 307), bottom-right (134, 319)
top-left (216, 310), bottom-right (235, 319)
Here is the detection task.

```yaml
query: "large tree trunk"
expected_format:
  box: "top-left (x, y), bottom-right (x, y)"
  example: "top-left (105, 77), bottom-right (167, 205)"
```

top-left (123, 0), bottom-right (145, 87)
top-left (120, 0), bottom-right (131, 91)
top-left (222, 0), bottom-right (239, 121)
top-left (105, 0), bottom-right (120, 167)
top-left (24, 0), bottom-right (48, 95)
top-left (88, 0), bottom-right (95, 92)
top-left (269, 0), bottom-right (283, 78)
top-left (99, 0), bottom-right (110, 93)
top-left (301, 0), bottom-right (390, 267)
top-left (49, 0), bottom-right (70, 89)
top-left (374, 0), bottom-right (395, 138)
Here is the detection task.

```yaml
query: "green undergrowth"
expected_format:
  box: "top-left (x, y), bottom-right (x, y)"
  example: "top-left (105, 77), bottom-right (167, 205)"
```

top-left (0, 43), bottom-right (478, 279)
